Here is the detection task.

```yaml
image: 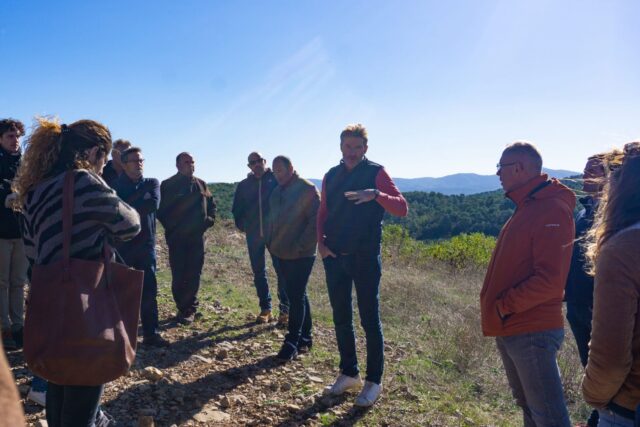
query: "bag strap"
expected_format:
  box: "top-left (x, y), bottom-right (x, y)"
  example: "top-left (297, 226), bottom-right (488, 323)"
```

top-left (62, 171), bottom-right (75, 279)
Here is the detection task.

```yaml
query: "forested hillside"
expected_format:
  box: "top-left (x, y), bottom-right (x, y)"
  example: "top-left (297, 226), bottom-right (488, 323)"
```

top-left (210, 176), bottom-right (582, 240)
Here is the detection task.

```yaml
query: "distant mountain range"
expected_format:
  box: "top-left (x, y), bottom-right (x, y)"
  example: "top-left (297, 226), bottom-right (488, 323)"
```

top-left (309, 168), bottom-right (579, 195)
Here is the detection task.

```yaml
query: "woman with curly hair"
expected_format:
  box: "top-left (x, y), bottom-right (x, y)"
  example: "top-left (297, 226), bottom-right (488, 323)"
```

top-left (14, 118), bottom-right (140, 427)
top-left (582, 142), bottom-right (640, 426)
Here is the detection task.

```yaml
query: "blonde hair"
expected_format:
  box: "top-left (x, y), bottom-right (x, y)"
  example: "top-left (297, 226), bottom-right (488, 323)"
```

top-left (340, 123), bottom-right (368, 145)
top-left (13, 117), bottom-right (112, 205)
top-left (585, 145), bottom-right (640, 274)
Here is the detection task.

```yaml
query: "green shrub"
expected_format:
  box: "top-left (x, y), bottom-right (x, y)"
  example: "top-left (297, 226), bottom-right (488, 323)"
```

top-left (425, 233), bottom-right (496, 269)
top-left (382, 225), bottom-right (495, 269)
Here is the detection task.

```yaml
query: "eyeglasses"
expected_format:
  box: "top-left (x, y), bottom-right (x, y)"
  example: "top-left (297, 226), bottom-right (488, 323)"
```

top-left (248, 158), bottom-right (264, 166)
top-left (496, 162), bottom-right (518, 171)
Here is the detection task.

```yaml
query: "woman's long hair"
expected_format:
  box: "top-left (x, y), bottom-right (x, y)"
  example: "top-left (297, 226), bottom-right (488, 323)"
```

top-left (13, 117), bottom-right (112, 204)
top-left (586, 142), bottom-right (640, 274)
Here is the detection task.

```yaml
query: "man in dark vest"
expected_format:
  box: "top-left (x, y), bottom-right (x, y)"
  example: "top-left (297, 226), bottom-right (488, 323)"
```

top-left (0, 118), bottom-right (28, 350)
top-left (232, 152), bottom-right (289, 325)
top-left (317, 123), bottom-right (408, 407)
top-left (114, 147), bottom-right (168, 347)
top-left (158, 152), bottom-right (216, 325)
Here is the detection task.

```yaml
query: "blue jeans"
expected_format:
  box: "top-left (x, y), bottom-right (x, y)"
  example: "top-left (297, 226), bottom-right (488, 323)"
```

top-left (496, 329), bottom-right (571, 427)
top-left (31, 375), bottom-right (47, 392)
top-left (323, 254), bottom-right (383, 384)
top-left (246, 233), bottom-right (288, 313)
top-left (275, 256), bottom-right (314, 347)
top-left (597, 409), bottom-right (634, 427)
top-left (46, 382), bottom-right (104, 427)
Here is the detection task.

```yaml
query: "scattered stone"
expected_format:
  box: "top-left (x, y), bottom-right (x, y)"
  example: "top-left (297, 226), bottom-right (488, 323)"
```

top-left (286, 403), bottom-right (301, 412)
top-left (308, 376), bottom-right (323, 383)
top-left (216, 348), bottom-right (228, 360)
top-left (193, 409), bottom-right (230, 423)
top-left (142, 367), bottom-right (163, 382)
top-left (281, 382), bottom-right (292, 391)
top-left (18, 384), bottom-right (30, 395)
top-left (34, 420), bottom-right (48, 427)
top-left (191, 354), bottom-right (213, 364)
top-left (220, 395), bottom-right (232, 409)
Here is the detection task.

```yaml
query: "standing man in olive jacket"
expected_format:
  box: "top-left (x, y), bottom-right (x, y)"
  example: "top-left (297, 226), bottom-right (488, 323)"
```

top-left (0, 119), bottom-right (28, 350)
top-left (232, 152), bottom-right (289, 325)
top-left (158, 152), bottom-right (216, 325)
top-left (265, 155), bottom-right (319, 361)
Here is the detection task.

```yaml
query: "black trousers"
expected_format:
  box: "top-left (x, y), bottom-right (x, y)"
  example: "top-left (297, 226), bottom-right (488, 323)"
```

top-left (168, 234), bottom-right (205, 315)
top-left (46, 383), bottom-right (103, 427)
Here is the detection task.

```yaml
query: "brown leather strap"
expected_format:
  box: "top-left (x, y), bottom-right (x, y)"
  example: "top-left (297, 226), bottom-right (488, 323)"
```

top-left (62, 171), bottom-right (75, 279)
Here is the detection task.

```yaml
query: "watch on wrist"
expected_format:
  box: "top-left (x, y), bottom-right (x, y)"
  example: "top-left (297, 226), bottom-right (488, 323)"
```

top-left (373, 189), bottom-right (381, 199)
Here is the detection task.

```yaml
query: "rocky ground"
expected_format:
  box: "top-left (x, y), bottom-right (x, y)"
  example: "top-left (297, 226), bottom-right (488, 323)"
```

top-left (7, 221), bottom-right (561, 426)
top-left (10, 299), bottom-right (390, 427)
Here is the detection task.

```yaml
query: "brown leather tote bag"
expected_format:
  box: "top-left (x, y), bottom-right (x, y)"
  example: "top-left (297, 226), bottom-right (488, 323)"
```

top-left (24, 171), bottom-right (144, 386)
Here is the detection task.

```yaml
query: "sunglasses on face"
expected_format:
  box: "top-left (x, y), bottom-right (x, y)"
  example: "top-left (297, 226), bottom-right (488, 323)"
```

top-left (248, 158), bottom-right (263, 166)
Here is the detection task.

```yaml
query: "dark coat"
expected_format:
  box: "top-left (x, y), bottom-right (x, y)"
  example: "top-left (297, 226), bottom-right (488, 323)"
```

top-left (101, 160), bottom-right (121, 188)
top-left (231, 170), bottom-right (277, 237)
top-left (0, 147), bottom-right (22, 239)
top-left (158, 173), bottom-right (216, 242)
top-left (565, 196), bottom-right (596, 306)
top-left (265, 173), bottom-right (319, 260)
top-left (113, 174), bottom-right (160, 264)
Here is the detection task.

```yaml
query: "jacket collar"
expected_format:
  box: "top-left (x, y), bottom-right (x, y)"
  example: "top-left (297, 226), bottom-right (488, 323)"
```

top-left (506, 174), bottom-right (550, 206)
top-left (120, 173), bottom-right (144, 186)
top-left (0, 146), bottom-right (20, 159)
top-left (249, 168), bottom-right (272, 180)
top-left (279, 171), bottom-right (299, 189)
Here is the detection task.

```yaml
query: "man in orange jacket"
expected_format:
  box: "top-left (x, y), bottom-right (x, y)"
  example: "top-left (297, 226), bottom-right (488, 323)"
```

top-left (480, 142), bottom-right (575, 427)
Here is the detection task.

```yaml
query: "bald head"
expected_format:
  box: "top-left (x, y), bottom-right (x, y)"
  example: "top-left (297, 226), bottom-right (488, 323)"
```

top-left (497, 141), bottom-right (544, 193)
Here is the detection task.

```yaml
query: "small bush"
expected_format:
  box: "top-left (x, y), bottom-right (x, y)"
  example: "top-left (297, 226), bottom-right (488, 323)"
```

top-left (425, 233), bottom-right (496, 269)
top-left (382, 225), bottom-right (495, 269)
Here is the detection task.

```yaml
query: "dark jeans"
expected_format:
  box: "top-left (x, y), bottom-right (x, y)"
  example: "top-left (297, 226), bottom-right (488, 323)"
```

top-left (275, 256), bottom-right (314, 346)
top-left (323, 253), bottom-right (384, 384)
top-left (123, 255), bottom-right (159, 337)
top-left (246, 233), bottom-right (289, 313)
top-left (566, 302), bottom-right (599, 426)
top-left (168, 234), bottom-right (204, 315)
top-left (46, 382), bottom-right (104, 427)
top-left (496, 329), bottom-right (571, 427)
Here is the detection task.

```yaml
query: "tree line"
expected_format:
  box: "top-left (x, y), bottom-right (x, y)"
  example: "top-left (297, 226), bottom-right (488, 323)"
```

top-left (210, 176), bottom-right (582, 241)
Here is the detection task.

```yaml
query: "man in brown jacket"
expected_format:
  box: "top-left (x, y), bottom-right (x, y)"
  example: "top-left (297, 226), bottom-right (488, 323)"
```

top-left (480, 142), bottom-right (575, 427)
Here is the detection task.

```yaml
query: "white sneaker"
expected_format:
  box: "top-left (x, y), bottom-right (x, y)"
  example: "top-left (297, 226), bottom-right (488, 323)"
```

top-left (325, 374), bottom-right (363, 396)
top-left (354, 381), bottom-right (382, 407)
top-left (27, 388), bottom-right (46, 407)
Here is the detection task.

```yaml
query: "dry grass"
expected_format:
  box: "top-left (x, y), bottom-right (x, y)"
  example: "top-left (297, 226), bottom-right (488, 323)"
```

top-left (154, 221), bottom-right (590, 426)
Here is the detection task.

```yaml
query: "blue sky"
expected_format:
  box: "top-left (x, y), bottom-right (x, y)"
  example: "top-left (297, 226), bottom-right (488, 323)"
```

top-left (2, 0), bottom-right (639, 183)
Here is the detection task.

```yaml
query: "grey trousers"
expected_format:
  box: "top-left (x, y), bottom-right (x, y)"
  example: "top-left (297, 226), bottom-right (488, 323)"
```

top-left (0, 238), bottom-right (28, 330)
